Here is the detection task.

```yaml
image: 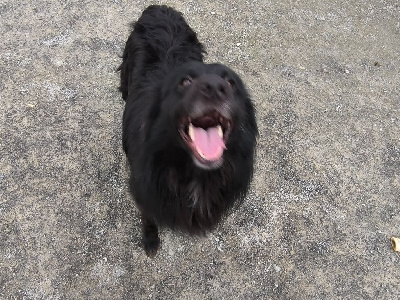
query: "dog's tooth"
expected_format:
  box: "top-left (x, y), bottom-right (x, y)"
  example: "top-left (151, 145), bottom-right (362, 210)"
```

top-left (188, 123), bottom-right (194, 140)
top-left (217, 125), bottom-right (223, 138)
top-left (198, 148), bottom-right (206, 159)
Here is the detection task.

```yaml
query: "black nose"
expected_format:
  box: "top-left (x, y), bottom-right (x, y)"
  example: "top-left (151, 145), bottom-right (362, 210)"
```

top-left (198, 75), bottom-right (230, 99)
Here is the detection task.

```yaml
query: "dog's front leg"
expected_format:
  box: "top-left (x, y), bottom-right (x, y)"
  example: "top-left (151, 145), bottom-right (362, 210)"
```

top-left (141, 215), bottom-right (160, 258)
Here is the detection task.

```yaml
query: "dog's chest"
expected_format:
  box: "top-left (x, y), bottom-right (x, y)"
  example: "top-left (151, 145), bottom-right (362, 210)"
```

top-left (167, 170), bottom-right (223, 209)
top-left (187, 180), bottom-right (202, 207)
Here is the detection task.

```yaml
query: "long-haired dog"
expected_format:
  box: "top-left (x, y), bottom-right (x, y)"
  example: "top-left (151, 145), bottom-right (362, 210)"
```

top-left (119, 5), bottom-right (257, 257)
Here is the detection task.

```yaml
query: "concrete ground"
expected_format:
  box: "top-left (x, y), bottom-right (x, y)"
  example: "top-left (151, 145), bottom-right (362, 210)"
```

top-left (1, 0), bottom-right (399, 299)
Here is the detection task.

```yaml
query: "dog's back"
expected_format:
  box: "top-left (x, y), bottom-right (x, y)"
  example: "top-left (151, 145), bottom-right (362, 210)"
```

top-left (119, 5), bottom-right (205, 101)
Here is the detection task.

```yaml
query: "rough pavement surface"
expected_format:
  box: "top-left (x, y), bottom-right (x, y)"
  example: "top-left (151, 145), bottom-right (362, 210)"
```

top-left (1, 0), bottom-right (399, 299)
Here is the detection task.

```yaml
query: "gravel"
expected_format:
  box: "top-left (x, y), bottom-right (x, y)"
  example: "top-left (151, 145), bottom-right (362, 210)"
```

top-left (1, 0), bottom-right (399, 299)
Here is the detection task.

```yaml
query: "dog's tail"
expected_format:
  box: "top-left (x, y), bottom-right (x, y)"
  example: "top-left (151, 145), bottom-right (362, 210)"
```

top-left (118, 5), bottom-right (205, 101)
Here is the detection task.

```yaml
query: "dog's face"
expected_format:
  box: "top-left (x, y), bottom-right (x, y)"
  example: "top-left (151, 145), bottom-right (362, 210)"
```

top-left (160, 62), bottom-right (251, 170)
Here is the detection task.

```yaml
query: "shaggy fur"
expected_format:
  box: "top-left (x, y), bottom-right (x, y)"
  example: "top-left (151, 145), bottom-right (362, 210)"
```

top-left (119, 5), bottom-right (257, 257)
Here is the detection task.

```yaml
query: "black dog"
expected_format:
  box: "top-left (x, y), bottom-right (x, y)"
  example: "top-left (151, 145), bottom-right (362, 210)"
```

top-left (119, 5), bottom-right (257, 257)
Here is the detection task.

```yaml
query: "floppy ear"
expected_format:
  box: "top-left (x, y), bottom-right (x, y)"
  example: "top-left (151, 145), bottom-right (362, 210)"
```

top-left (143, 88), bottom-right (163, 141)
top-left (118, 34), bottom-right (135, 101)
top-left (235, 75), bottom-right (258, 138)
top-left (245, 97), bottom-right (258, 137)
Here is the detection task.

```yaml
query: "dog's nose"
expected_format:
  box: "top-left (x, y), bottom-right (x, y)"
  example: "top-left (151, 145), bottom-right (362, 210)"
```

top-left (198, 75), bottom-right (230, 99)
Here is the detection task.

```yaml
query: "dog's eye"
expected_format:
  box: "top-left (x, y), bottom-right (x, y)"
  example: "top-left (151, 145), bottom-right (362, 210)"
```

top-left (227, 79), bottom-right (235, 88)
top-left (181, 77), bottom-right (192, 87)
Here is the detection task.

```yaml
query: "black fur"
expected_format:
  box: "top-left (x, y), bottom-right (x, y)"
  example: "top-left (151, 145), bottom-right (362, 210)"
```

top-left (119, 5), bottom-right (257, 257)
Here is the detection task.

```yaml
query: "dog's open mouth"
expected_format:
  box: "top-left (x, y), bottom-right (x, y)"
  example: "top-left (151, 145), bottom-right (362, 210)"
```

top-left (179, 110), bottom-right (232, 167)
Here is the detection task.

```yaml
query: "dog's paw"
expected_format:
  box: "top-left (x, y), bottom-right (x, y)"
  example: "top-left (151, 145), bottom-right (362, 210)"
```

top-left (143, 236), bottom-right (160, 258)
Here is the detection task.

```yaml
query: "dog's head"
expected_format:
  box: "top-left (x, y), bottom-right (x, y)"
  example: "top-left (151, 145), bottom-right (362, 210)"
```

top-left (159, 62), bottom-right (256, 170)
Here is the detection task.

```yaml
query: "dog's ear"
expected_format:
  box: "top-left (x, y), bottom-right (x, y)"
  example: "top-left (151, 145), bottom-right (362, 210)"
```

top-left (232, 76), bottom-right (258, 138)
top-left (245, 97), bottom-right (258, 138)
top-left (118, 34), bottom-right (135, 101)
top-left (148, 91), bottom-right (162, 122)
top-left (142, 89), bottom-right (163, 141)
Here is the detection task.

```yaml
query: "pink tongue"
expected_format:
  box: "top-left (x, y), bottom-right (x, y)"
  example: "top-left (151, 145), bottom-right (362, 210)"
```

top-left (192, 126), bottom-right (226, 161)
